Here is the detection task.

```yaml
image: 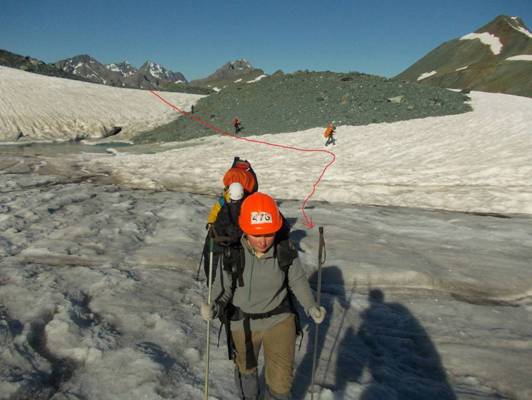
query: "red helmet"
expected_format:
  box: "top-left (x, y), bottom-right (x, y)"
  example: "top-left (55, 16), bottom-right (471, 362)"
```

top-left (238, 192), bottom-right (283, 235)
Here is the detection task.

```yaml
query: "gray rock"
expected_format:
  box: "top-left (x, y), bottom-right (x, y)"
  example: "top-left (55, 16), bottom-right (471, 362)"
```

top-left (387, 95), bottom-right (405, 104)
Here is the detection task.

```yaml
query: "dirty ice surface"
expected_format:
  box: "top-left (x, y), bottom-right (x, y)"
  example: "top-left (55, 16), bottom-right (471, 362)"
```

top-left (1, 155), bottom-right (531, 399)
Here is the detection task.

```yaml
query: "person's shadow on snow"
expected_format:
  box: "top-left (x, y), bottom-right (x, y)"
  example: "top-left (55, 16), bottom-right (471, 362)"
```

top-left (335, 289), bottom-right (456, 400)
top-left (292, 266), bottom-right (348, 400)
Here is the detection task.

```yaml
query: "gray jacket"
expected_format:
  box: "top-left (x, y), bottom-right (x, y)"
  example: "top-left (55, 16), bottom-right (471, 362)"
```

top-left (213, 237), bottom-right (317, 331)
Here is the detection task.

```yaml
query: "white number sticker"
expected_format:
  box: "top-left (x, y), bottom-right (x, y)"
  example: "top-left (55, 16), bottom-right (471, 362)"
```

top-left (250, 212), bottom-right (273, 224)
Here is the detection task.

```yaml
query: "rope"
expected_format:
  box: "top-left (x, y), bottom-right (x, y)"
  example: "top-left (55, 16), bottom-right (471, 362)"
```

top-left (150, 91), bottom-right (336, 228)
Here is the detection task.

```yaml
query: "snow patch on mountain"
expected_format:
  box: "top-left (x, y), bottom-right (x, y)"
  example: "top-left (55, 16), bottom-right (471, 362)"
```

top-left (148, 62), bottom-right (164, 79)
top-left (460, 32), bottom-right (503, 55)
top-left (505, 54), bottom-right (532, 61)
top-left (247, 74), bottom-right (267, 83)
top-left (417, 70), bottom-right (437, 81)
top-left (509, 17), bottom-right (532, 38)
top-left (107, 64), bottom-right (121, 72)
top-left (513, 25), bottom-right (532, 39)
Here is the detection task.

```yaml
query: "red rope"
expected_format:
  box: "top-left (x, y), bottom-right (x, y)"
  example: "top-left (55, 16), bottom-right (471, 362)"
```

top-left (150, 90), bottom-right (336, 228)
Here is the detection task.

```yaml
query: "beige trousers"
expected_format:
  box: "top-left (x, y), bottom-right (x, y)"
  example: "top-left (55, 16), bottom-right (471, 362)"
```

top-left (232, 314), bottom-right (296, 396)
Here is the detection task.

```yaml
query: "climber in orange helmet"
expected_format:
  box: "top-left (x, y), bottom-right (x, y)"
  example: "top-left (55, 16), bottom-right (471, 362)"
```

top-left (200, 192), bottom-right (326, 399)
top-left (323, 121), bottom-right (336, 146)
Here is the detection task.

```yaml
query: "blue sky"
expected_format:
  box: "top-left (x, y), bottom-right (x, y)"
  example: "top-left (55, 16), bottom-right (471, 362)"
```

top-left (1, 0), bottom-right (531, 80)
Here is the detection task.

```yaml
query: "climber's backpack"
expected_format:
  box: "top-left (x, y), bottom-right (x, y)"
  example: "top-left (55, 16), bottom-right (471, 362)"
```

top-left (231, 156), bottom-right (258, 193)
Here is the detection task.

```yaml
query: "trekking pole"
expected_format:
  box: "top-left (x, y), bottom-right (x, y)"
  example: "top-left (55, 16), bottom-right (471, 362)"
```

top-left (203, 236), bottom-right (215, 400)
top-left (196, 228), bottom-right (211, 281)
top-left (195, 251), bottom-right (204, 281)
top-left (310, 226), bottom-right (326, 400)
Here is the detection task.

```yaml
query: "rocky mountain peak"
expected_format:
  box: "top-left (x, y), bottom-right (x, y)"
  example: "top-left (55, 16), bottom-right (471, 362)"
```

top-left (395, 15), bottom-right (532, 98)
top-left (54, 54), bottom-right (108, 82)
top-left (228, 59), bottom-right (252, 70)
top-left (51, 55), bottom-right (187, 88)
top-left (69, 54), bottom-right (99, 64)
top-left (0, 49), bottom-right (92, 82)
top-left (506, 16), bottom-right (532, 38)
top-left (473, 15), bottom-right (532, 45)
top-left (137, 60), bottom-right (186, 83)
top-left (215, 59), bottom-right (255, 76)
top-left (192, 59), bottom-right (264, 85)
top-left (139, 60), bottom-right (164, 75)
top-left (106, 61), bottom-right (136, 77)
top-left (477, 15), bottom-right (531, 36)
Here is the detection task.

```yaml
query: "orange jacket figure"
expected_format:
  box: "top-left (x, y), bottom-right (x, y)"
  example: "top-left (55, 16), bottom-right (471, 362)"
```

top-left (323, 122), bottom-right (335, 138)
top-left (324, 122), bottom-right (336, 146)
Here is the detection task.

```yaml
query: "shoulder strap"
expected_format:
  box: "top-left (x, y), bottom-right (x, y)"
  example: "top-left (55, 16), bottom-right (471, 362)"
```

top-left (223, 245), bottom-right (245, 289)
top-left (223, 236), bottom-right (297, 289)
top-left (275, 238), bottom-right (298, 272)
top-left (275, 237), bottom-right (303, 336)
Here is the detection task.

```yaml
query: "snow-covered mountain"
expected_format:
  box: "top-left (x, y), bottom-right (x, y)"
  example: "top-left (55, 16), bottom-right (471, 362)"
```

top-left (125, 61), bottom-right (187, 90)
top-left (396, 15), bottom-right (532, 97)
top-left (106, 60), bottom-right (137, 78)
top-left (54, 55), bottom-right (187, 90)
top-left (54, 54), bottom-right (126, 86)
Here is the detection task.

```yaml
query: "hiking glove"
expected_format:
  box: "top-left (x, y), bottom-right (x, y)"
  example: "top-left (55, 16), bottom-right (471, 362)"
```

top-left (200, 302), bottom-right (217, 321)
top-left (309, 306), bottom-right (326, 324)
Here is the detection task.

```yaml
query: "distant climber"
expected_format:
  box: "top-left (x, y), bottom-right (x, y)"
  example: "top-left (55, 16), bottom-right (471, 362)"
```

top-left (323, 121), bottom-right (336, 146)
top-left (232, 117), bottom-right (242, 134)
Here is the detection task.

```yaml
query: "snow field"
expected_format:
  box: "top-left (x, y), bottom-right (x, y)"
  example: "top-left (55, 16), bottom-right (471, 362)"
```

top-left (0, 66), bottom-right (203, 140)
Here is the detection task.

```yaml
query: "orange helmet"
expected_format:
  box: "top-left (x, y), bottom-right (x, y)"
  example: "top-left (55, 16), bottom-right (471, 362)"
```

top-left (223, 167), bottom-right (256, 194)
top-left (239, 192), bottom-right (283, 235)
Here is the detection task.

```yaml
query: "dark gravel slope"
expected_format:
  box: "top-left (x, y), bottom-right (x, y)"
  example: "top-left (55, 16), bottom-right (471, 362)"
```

top-left (134, 71), bottom-right (471, 143)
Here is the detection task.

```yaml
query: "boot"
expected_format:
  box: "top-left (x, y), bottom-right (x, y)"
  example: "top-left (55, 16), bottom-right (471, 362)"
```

top-left (235, 367), bottom-right (259, 399)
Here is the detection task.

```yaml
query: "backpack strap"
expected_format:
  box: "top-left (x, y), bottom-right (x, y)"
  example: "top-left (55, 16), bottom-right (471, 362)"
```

top-left (222, 245), bottom-right (245, 288)
top-left (275, 237), bottom-right (303, 339)
top-left (230, 295), bottom-right (293, 321)
top-left (275, 238), bottom-right (298, 271)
